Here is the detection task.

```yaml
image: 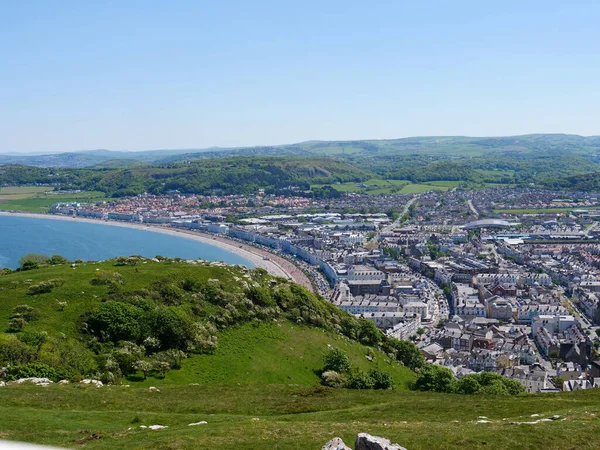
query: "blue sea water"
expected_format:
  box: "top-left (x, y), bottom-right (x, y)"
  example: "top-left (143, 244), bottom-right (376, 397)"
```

top-left (0, 215), bottom-right (254, 269)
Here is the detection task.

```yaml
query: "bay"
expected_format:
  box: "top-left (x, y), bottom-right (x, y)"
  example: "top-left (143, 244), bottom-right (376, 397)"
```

top-left (0, 215), bottom-right (254, 269)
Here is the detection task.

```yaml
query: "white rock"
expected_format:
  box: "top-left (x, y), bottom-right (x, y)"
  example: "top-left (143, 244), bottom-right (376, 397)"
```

top-left (355, 433), bottom-right (407, 450)
top-left (14, 378), bottom-right (53, 386)
top-left (0, 381), bottom-right (5, 387)
top-left (58, 380), bottom-right (69, 384)
top-left (148, 386), bottom-right (160, 392)
top-left (80, 379), bottom-right (103, 387)
top-left (322, 437), bottom-right (351, 450)
top-left (251, 418), bottom-right (260, 421)
top-left (148, 425), bottom-right (167, 430)
top-left (476, 420), bottom-right (491, 424)
top-left (188, 421), bottom-right (208, 426)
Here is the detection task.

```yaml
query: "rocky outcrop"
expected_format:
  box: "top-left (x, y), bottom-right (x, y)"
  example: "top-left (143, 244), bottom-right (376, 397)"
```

top-left (355, 434), bottom-right (407, 450)
top-left (322, 434), bottom-right (406, 450)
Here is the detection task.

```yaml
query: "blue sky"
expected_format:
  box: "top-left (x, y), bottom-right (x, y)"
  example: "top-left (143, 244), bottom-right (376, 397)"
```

top-left (1, 0), bottom-right (599, 152)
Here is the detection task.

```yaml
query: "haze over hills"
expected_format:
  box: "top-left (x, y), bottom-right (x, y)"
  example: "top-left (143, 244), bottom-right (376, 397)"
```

top-left (3, 134), bottom-right (600, 168)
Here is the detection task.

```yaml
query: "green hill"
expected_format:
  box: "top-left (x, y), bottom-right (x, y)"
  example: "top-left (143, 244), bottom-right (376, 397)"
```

top-left (0, 257), bottom-right (413, 386)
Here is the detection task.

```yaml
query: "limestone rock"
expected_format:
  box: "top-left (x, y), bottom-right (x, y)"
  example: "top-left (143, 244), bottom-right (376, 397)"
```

top-left (355, 433), bottom-right (407, 450)
top-left (322, 437), bottom-right (352, 450)
top-left (14, 377), bottom-right (53, 386)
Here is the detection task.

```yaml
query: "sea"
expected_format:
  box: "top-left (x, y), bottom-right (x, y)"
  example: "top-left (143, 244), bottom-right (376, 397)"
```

top-left (0, 215), bottom-right (254, 270)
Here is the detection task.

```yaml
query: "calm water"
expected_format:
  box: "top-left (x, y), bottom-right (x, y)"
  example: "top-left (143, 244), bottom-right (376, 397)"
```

top-left (0, 215), bottom-right (254, 269)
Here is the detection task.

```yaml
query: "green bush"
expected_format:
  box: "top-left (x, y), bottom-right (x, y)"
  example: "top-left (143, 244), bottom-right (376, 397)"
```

top-left (86, 301), bottom-right (144, 343)
top-left (369, 368), bottom-right (394, 390)
top-left (323, 348), bottom-right (351, 373)
top-left (348, 369), bottom-right (375, 390)
top-left (412, 364), bottom-right (456, 393)
top-left (4, 363), bottom-right (71, 382)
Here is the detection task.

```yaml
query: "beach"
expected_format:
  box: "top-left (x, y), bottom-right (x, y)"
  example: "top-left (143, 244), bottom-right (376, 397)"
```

top-left (0, 212), bottom-right (314, 292)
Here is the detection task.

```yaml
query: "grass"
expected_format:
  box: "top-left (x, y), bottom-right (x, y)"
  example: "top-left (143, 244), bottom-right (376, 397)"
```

top-left (312, 180), bottom-right (455, 195)
top-left (0, 186), bottom-right (110, 212)
top-left (398, 183), bottom-right (450, 194)
top-left (0, 384), bottom-right (598, 449)
top-left (156, 321), bottom-right (412, 387)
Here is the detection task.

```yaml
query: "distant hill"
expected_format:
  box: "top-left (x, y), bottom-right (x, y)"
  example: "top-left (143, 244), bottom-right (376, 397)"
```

top-left (0, 157), bottom-right (374, 197)
top-left (3, 134), bottom-right (600, 168)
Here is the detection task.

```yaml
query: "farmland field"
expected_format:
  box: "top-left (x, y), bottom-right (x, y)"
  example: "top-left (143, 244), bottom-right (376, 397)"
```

top-left (0, 186), bottom-right (110, 212)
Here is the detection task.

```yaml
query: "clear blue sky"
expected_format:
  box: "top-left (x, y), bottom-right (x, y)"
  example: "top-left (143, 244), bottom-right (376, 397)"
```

top-left (2, 0), bottom-right (599, 153)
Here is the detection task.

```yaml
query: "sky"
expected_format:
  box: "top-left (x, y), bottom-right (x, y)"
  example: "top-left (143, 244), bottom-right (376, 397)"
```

top-left (1, 0), bottom-right (600, 153)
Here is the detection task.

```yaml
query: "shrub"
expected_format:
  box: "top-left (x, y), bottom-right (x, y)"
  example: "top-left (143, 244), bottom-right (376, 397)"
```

top-left (321, 370), bottom-right (348, 388)
top-left (0, 335), bottom-right (35, 366)
top-left (348, 369), bottom-right (375, 390)
top-left (4, 363), bottom-right (71, 382)
top-left (86, 301), bottom-right (144, 343)
top-left (19, 253), bottom-right (50, 270)
top-left (455, 374), bottom-right (481, 394)
top-left (12, 304), bottom-right (40, 322)
top-left (323, 348), bottom-right (351, 374)
top-left (369, 368), bottom-right (394, 390)
top-left (412, 364), bottom-right (456, 393)
top-left (91, 271), bottom-right (125, 286)
top-left (49, 255), bottom-right (69, 265)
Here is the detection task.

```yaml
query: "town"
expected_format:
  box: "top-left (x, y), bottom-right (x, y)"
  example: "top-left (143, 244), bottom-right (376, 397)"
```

top-left (50, 186), bottom-right (600, 393)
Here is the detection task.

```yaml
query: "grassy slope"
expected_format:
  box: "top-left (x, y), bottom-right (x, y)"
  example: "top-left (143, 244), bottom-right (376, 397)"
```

top-left (0, 384), bottom-right (598, 449)
top-left (0, 259), bottom-right (413, 385)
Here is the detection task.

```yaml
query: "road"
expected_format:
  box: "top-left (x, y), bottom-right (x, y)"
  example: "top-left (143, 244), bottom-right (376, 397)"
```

top-left (382, 196), bottom-right (418, 234)
top-left (467, 199), bottom-right (479, 218)
top-left (584, 221), bottom-right (598, 237)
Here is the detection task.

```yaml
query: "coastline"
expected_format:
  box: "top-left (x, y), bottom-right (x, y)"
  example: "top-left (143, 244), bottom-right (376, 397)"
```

top-left (0, 211), bottom-right (314, 292)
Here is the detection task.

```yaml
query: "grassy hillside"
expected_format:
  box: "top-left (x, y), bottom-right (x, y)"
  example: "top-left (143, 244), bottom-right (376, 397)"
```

top-left (0, 258), bottom-right (413, 387)
top-left (0, 384), bottom-right (598, 449)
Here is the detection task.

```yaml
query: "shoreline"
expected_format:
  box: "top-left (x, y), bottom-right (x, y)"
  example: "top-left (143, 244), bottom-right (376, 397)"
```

top-left (0, 211), bottom-right (313, 292)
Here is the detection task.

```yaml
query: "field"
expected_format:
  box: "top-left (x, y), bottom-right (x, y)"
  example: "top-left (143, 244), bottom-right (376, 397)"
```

top-left (0, 186), bottom-right (109, 212)
top-left (312, 179), bottom-right (453, 195)
top-left (0, 384), bottom-right (598, 449)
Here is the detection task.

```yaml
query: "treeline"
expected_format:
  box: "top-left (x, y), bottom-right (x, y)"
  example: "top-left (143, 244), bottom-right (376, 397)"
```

top-left (0, 157), bottom-right (372, 198)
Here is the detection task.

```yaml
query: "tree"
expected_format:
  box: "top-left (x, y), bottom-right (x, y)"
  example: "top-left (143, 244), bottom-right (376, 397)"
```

top-left (386, 339), bottom-right (425, 370)
top-left (455, 374), bottom-right (481, 394)
top-left (18, 253), bottom-right (50, 270)
top-left (49, 254), bottom-right (69, 265)
top-left (412, 364), bottom-right (456, 393)
top-left (357, 319), bottom-right (382, 346)
top-left (323, 348), bottom-right (351, 374)
top-left (133, 360), bottom-right (153, 380)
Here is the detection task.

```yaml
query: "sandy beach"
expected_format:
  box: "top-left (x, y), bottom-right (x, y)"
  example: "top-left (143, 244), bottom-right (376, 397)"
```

top-left (0, 211), bottom-right (313, 292)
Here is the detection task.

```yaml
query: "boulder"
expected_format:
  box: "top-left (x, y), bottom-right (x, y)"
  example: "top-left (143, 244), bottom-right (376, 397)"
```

top-left (322, 437), bottom-right (352, 450)
top-left (355, 433), bottom-right (407, 450)
top-left (14, 377), bottom-right (53, 386)
top-left (80, 379), bottom-right (103, 387)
